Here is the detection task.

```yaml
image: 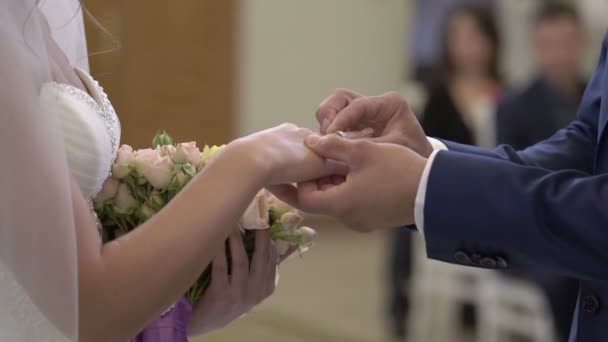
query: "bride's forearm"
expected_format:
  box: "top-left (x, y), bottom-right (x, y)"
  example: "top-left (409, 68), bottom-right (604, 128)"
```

top-left (77, 140), bottom-right (268, 342)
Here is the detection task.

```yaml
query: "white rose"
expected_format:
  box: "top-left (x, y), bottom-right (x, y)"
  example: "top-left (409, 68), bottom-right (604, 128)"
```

top-left (240, 190), bottom-right (270, 230)
top-left (279, 210), bottom-right (303, 233)
top-left (297, 226), bottom-right (316, 251)
top-left (114, 183), bottom-right (137, 214)
top-left (134, 148), bottom-right (160, 176)
top-left (144, 156), bottom-right (174, 190)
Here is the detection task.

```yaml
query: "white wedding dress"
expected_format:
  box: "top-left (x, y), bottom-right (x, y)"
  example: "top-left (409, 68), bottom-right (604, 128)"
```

top-left (0, 69), bottom-right (121, 341)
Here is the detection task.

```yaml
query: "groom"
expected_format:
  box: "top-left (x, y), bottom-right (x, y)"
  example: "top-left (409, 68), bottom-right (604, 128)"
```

top-left (288, 33), bottom-right (608, 342)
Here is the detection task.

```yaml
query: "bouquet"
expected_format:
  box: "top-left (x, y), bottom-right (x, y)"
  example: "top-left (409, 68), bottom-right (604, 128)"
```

top-left (93, 132), bottom-right (316, 342)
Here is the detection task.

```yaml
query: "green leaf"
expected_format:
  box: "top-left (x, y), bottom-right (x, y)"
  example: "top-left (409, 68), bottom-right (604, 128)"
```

top-left (152, 130), bottom-right (174, 148)
top-left (269, 209), bottom-right (279, 225)
top-left (182, 163), bottom-right (196, 177)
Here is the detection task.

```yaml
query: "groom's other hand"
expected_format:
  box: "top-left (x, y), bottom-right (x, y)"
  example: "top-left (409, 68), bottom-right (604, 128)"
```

top-left (316, 89), bottom-right (433, 158)
top-left (296, 134), bottom-right (427, 232)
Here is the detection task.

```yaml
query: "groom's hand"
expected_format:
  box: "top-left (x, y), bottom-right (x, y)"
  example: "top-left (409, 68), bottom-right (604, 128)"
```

top-left (316, 89), bottom-right (434, 158)
top-left (294, 134), bottom-right (427, 232)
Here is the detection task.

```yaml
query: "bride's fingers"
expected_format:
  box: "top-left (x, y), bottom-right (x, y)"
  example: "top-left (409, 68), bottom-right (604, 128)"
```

top-left (250, 230), bottom-right (271, 277)
top-left (228, 231), bottom-right (248, 285)
top-left (211, 247), bottom-right (229, 288)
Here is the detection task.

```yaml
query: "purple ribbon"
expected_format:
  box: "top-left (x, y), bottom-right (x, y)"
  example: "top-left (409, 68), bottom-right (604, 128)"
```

top-left (133, 296), bottom-right (192, 342)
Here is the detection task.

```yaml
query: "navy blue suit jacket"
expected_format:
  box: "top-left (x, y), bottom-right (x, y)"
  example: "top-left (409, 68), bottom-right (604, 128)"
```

top-left (423, 34), bottom-right (608, 341)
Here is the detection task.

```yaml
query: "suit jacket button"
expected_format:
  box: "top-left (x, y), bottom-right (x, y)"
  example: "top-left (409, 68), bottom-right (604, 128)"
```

top-left (470, 253), bottom-right (483, 266)
top-left (583, 295), bottom-right (600, 315)
top-left (480, 257), bottom-right (497, 268)
top-left (454, 251), bottom-right (471, 265)
top-left (495, 257), bottom-right (508, 269)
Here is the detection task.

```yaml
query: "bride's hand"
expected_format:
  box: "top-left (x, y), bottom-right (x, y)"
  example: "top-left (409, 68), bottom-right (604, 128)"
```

top-left (187, 229), bottom-right (279, 336)
top-left (232, 123), bottom-right (347, 185)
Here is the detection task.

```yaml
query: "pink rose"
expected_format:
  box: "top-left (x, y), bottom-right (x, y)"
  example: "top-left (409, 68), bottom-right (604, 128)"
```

top-left (116, 145), bottom-right (134, 164)
top-left (114, 183), bottom-right (136, 214)
top-left (112, 145), bottom-right (135, 179)
top-left (173, 142), bottom-right (201, 165)
top-left (144, 156), bottom-right (174, 189)
top-left (95, 177), bottom-right (120, 203)
top-left (279, 211), bottom-right (303, 233)
top-left (134, 148), bottom-right (160, 176)
top-left (240, 190), bottom-right (270, 230)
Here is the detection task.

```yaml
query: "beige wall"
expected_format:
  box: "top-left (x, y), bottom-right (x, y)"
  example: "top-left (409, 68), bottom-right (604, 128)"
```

top-left (237, 0), bottom-right (409, 135)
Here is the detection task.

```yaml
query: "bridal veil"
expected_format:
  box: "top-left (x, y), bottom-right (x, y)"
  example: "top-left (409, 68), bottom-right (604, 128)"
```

top-left (0, 0), bottom-right (79, 340)
top-left (39, 0), bottom-right (89, 71)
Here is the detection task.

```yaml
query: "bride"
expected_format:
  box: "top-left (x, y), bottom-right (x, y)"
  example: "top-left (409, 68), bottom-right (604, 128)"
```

top-left (0, 1), bottom-right (340, 341)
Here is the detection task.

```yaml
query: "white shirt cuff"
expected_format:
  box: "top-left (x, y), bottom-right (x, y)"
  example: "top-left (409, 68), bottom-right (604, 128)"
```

top-left (414, 138), bottom-right (448, 235)
top-left (427, 137), bottom-right (448, 151)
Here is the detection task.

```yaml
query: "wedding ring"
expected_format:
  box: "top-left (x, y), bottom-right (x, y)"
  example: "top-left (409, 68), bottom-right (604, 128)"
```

top-left (334, 128), bottom-right (374, 139)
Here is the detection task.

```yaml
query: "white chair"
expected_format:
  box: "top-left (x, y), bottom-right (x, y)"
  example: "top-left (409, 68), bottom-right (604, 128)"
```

top-left (478, 274), bottom-right (556, 342)
top-left (407, 234), bottom-right (556, 342)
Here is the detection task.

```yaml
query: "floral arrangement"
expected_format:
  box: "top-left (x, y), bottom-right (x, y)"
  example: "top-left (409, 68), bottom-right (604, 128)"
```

top-left (93, 132), bottom-right (315, 341)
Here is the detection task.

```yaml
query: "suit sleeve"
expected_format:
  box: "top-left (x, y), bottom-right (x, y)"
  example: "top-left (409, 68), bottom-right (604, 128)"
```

top-left (424, 150), bottom-right (608, 281)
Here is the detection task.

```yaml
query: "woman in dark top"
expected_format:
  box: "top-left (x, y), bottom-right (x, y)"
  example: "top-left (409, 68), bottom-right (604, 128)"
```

top-left (421, 5), bottom-right (502, 147)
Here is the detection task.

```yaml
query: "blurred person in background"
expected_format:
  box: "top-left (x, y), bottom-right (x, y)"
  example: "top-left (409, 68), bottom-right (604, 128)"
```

top-left (421, 4), bottom-right (501, 148)
top-left (387, 4), bottom-right (501, 340)
top-left (409, 0), bottom-right (496, 87)
top-left (496, 3), bottom-right (586, 341)
top-left (497, 2), bottom-right (587, 149)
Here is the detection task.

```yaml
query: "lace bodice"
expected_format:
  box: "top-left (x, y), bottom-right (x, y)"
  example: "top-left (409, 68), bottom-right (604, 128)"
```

top-left (0, 69), bottom-right (120, 342)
